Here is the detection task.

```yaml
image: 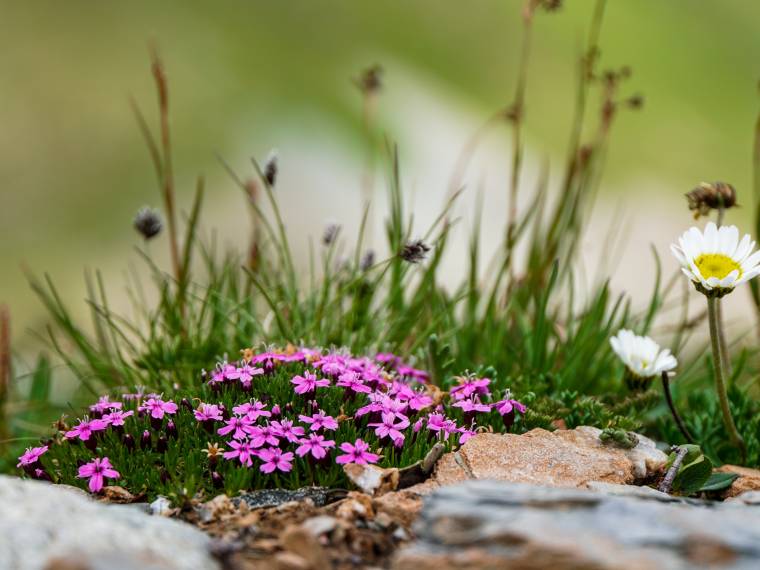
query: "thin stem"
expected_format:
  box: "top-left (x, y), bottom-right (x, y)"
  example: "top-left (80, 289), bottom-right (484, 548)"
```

top-left (661, 372), bottom-right (694, 444)
top-left (707, 295), bottom-right (746, 459)
top-left (715, 205), bottom-right (732, 376)
top-left (658, 445), bottom-right (688, 494)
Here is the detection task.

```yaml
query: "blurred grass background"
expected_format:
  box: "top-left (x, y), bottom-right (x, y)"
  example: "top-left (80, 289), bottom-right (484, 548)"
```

top-left (2, 0), bottom-right (760, 355)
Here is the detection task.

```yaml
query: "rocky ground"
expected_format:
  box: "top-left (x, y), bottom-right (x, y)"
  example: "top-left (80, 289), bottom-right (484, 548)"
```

top-left (4, 427), bottom-right (760, 570)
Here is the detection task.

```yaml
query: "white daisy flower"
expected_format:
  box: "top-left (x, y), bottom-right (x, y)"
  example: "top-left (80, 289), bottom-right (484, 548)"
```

top-left (610, 329), bottom-right (677, 389)
top-left (671, 222), bottom-right (760, 295)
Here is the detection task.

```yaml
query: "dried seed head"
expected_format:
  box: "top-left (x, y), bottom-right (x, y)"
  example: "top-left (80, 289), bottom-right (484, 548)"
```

top-left (686, 182), bottom-right (738, 219)
top-left (322, 223), bottom-right (341, 246)
top-left (355, 64), bottom-right (383, 95)
top-left (360, 250), bottom-right (376, 272)
top-left (400, 239), bottom-right (431, 264)
top-left (264, 149), bottom-right (278, 187)
top-left (133, 207), bottom-right (163, 239)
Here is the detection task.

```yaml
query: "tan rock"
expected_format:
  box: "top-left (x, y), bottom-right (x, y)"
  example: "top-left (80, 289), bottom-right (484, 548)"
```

top-left (716, 464), bottom-right (760, 498)
top-left (280, 524), bottom-right (331, 570)
top-left (343, 463), bottom-right (399, 495)
top-left (335, 491), bottom-right (375, 520)
top-left (435, 427), bottom-right (666, 488)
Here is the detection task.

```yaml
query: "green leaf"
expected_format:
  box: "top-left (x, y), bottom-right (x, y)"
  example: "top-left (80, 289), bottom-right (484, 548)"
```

top-left (698, 472), bottom-right (739, 492)
top-left (673, 455), bottom-right (714, 495)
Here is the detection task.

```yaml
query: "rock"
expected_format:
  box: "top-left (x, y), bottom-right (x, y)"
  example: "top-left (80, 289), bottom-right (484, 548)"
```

top-left (335, 491), bottom-right (375, 520)
top-left (234, 487), bottom-right (346, 510)
top-left (585, 481), bottom-right (683, 502)
top-left (280, 524), bottom-right (331, 570)
top-left (149, 496), bottom-right (176, 517)
top-left (421, 427), bottom-right (667, 490)
top-left (393, 479), bottom-right (760, 569)
top-left (727, 491), bottom-right (760, 505)
top-left (301, 515), bottom-right (338, 537)
top-left (0, 475), bottom-right (218, 570)
top-left (717, 465), bottom-right (760, 498)
top-left (343, 463), bottom-right (399, 495)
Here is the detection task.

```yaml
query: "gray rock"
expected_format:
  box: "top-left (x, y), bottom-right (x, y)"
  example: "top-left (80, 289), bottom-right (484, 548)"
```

top-left (0, 476), bottom-right (218, 570)
top-left (233, 486), bottom-right (346, 510)
top-left (394, 480), bottom-right (760, 570)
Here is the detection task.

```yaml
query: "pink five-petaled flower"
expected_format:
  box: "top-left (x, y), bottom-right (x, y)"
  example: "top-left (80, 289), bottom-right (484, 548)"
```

top-left (291, 371), bottom-right (330, 395)
top-left (271, 419), bottom-right (305, 443)
top-left (450, 378), bottom-right (491, 401)
top-left (368, 412), bottom-right (410, 444)
top-left (233, 400), bottom-right (271, 421)
top-left (258, 448), bottom-right (294, 474)
top-left (64, 417), bottom-right (108, 441)
top-left (459, 427), bottom-right (477, 445)
top-left (217, 415), bottom-right (254, 440)
top-left (336, 439), bottom-right (380, 465)
top-left (77, 457), bottom-right (120, 493)
top-left (248, 424), bottom-right (281, 448)
top-left (452, 398), bottom-right (492, 414)
top-left (495, 398), bottom-right (527, 416)
top-left (194, 403), bottom-right (224, 422)
top-left (89, 396), bottom-right (123, 413)
top-left (228, 363), bottom-right (265, 387)
top-left (102, 410), bottom-right (134, 427)
top-left (336, 371), bottom-right (372, 394)
top-left (17, 445), bottom-right (48, 468)
top-left (138, 397), bottom-right (178, 420)
top-left (296, 434), bottom-right (335, 460)
top-left (299, 410), bottom-right (339, 432)
top-left (223, 440), bottom-right (257, 467)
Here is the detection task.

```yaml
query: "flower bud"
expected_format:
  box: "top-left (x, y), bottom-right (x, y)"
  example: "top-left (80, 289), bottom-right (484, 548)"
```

top-left (167, 421), bottom-right (177, 439)
top-left (211, 471), bottom-right (224, 488)
top-left (123, 433), bottom-right (135, 450)
top-left (141, 430), bottom-right (152, 449)
top-left (133, 207), bottom-right (163, 239)
top-left (686, 182), bottom-right (737, 219)
top-left (156, 435), bottom-right (168, 453)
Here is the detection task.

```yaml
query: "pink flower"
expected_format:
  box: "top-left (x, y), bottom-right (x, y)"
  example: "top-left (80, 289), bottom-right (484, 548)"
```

top-left (296, 434), bottom-right (335, 460)
top-left (194, 403), bottom-right (223, 422)
top-left (291, 371), bottom-right (330, 394)
top-left (408, 392), bottom-right (433, 411)
top-left (271, 419), bottom-right (305, 443)
top-left (452, 398), bottom-right (491, 414)
top-left (17, 445), bottom-right (48, 468)
top-left (336, 439), bottom-right (380, 465)
top-left (495, 398), bottom-right (527, 416)
top-left (299, 410), bottom-right (339, 432)
top-left (228, 363), bottom-right (264, 387)
top-left (258, 448), bottom-right (294, 473)
top-left (459, 427), bottom-right (477, 444)
top-left (450, 378), bottom-right (491, 401)
top-left (396, 365), bottom-right (429, 383)
top-left (314, 354), bottom-right (347, 376)
top-left (102, 410), bottom-right (134, 427)
top-left (223, 440), bottom-right (257, 467)
top-left (64, 417), bottom-right (108, 441)
top-left (425, 413), bottom-right (447, 432)
top-left (139, 397), bottom-right (178, 420)
top-left (336, 371), bottom-right (372, 394)
top-left (248, 424), bottom-right (281, 448)
top-left (89, 396), bottom-right (122, 413)
top-left (77, 457), bottom-right (120, 493)
top-left (233, 400), bottom-right (271, 421)
top-left (369, 412), bottom-right (410, 444)
top-left (217, 416), bottom-right (254, 440)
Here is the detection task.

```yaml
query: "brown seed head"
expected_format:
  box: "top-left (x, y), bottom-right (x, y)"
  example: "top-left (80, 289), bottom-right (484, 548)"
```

top-left (686, 182), bottom-right (738, 219)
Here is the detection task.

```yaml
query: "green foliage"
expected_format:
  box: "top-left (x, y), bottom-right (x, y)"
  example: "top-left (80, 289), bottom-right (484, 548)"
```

top-left (665, 445), bottom-right (714, 495)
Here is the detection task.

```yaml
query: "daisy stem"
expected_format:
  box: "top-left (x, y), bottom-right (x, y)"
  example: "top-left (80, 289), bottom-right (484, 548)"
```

top-left (715, 205), bottom-right (733, 377)
top-left (707, 296), bottom-right (746, 460)
top-left (660, 372), bottom-right (694, 445)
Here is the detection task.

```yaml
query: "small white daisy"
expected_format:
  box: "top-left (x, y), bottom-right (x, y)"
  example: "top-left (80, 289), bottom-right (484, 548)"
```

top-left (671, 222), bottom-right (760, 295)
top-left (610, 329), bottom-right (677, 389)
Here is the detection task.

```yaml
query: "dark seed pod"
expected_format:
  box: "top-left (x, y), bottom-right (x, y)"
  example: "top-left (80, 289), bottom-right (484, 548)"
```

top-left (133, 207), bottom-right (163, 240)
top-left (400, 239), bottom-right (431, 264)
top-left (264, 150), bottom-right (278, 187)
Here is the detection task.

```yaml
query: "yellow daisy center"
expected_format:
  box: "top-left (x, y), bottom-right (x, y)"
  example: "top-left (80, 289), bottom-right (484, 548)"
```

top-left (695, 253), bottom-right (742, 280)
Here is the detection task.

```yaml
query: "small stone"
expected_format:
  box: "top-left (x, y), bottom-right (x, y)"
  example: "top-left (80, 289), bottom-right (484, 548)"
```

top-left (149, 496), bottom-right (175, 516)
top-left (336, 491), bottom-right (375, 520)
top-left (343, 463), bottom-right (399, 496)
top-left (281, 524), bottom-right (331, 570)
top-left (717, 465), bottom-right (760, 498)
top-left (301, 515), bottom-right (338, 537)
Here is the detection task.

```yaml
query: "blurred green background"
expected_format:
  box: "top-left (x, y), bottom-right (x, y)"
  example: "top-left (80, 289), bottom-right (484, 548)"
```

top-left (3, 0), bottom-right (760, 355)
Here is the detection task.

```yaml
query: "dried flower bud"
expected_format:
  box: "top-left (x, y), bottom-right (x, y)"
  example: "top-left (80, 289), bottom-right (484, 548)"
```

top-left (264, 150), bottom-right (278, 187)
top-left (133, 207), bottom-right (163, 240)
top-left (686, 182), bottom-right (738, 219)
top-left (322, 223), bottom-right (341, 246)
top-left (400, 239), bottom-right (431, 264)
top-left (360, 250), bottom-right (375, 272)
top-left (355, 64), bottom-right (383, 95)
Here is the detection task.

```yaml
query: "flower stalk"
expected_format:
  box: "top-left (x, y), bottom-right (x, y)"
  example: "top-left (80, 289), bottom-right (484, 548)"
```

top-left (707, 295), bottom-right (745, 459)
top-left (660, 372), bottom-right (694, 445)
